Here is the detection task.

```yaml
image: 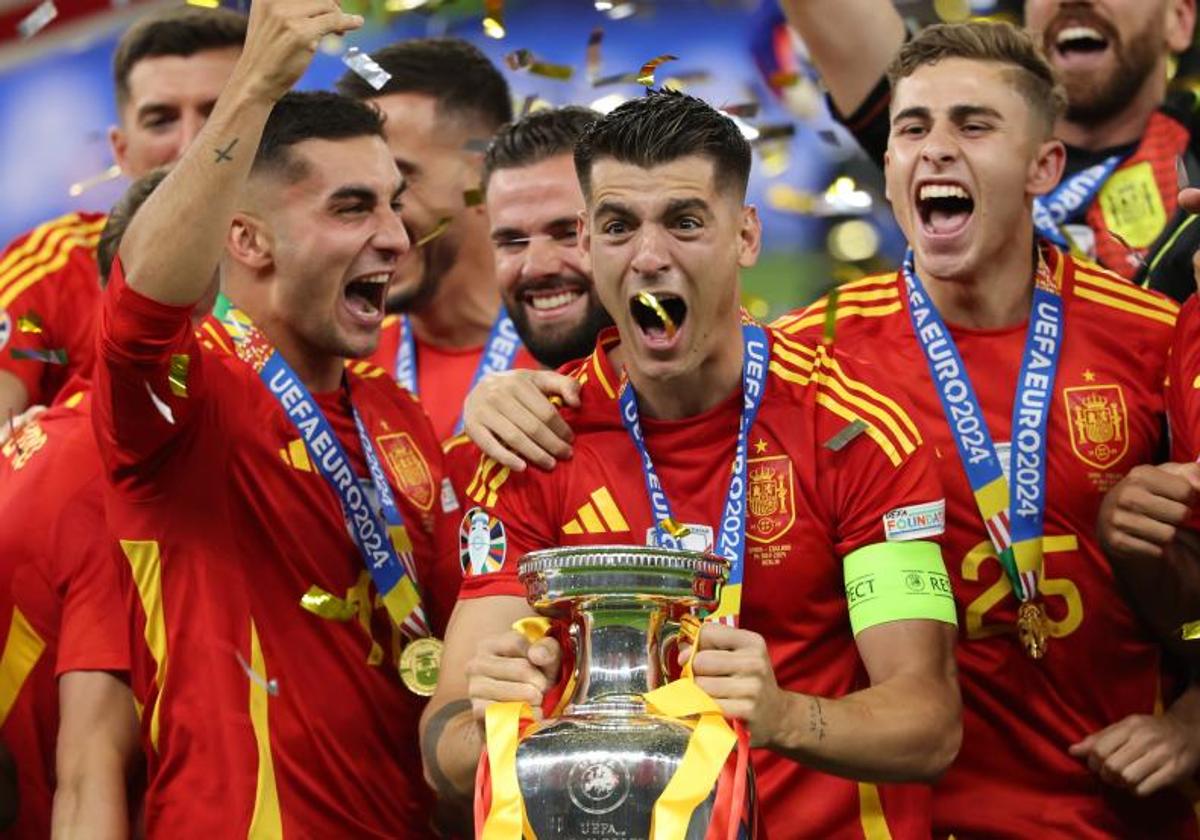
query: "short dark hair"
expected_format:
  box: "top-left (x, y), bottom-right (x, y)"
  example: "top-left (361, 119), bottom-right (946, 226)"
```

top-left (887, 21), bottom-right (1066, 137)
top-left (573, 90), bottom-right (751, 201)
top-left (113, 6), bottom-right (246, 110)
top-left (483, 106), bottom-right (599, 189)
top-left (252, 91), bottom-right (387, 181)
top-left (335, 37), bottom-right (512, 132)
top-left (98, 167), bottom-right (170, 288)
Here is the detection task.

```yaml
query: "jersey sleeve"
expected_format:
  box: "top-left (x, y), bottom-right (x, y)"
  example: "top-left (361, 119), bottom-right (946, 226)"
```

top-left (0, 216), bottom-right (104, 406)
top-left (827, 74), bottom-right (891, 170)
top-left (91, 256), bottom-right (211, 490)
top-left (454, 445), bottom-right (561, 601)
top-left (1167, 296), bottom-right (1200, 461)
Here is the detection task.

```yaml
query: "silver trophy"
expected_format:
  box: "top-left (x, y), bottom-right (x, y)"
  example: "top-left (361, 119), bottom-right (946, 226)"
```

top-left (509, 545), bottom-right (756, 839)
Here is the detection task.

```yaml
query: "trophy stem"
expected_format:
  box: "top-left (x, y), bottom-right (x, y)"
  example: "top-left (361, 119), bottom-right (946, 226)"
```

top-left (566, 602), bottom-right (667, 714)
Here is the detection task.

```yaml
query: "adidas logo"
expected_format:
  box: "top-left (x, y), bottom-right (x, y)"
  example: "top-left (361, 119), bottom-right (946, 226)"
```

top-left (562, 487), bottom-right (630, 535)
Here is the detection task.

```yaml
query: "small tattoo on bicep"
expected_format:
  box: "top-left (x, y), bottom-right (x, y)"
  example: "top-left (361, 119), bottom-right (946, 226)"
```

top-left (421, 698), bottom-right (474, 798)
top-left (808, 697), bottom-right (826, 742)
top-left (214, 138), bottom-right (239, 163)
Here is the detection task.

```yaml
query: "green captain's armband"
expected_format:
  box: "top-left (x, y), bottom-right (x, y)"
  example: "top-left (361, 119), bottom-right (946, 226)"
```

top-left (843, 541), bottom-right (957, 636)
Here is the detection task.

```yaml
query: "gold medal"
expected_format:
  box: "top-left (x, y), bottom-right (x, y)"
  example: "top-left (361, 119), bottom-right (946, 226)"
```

top-left (1017, 602), bottom-right (1048, 660)
top-left (399, 637), bottom-right (443, 696)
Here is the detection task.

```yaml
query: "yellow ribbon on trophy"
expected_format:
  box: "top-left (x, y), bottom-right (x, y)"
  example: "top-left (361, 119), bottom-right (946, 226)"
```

top-left (480, 615), bottom-right (736, 840)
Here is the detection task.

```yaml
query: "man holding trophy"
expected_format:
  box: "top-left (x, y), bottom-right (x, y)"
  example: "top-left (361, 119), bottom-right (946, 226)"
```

top-left (423, 90), bottom-right (962, 839)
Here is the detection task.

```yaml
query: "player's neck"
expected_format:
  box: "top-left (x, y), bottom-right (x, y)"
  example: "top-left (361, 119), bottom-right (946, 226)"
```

top-left (408, 250), bottom-right (499, 348)
top-left (916, 233), bottom-right (1036, 331)
top-left (622, 323), bottom-right (744, 421)
top-left (1055, 74), bottom-right (1164, 151)
top-left (254, 312), bottom-right (346, 393)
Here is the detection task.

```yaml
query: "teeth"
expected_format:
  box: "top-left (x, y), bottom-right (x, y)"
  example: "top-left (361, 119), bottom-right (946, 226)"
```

top-left (919, 184), bottom-right (970, 201)
top-left (1057, 26), bottom-right (1104, 45)
top-left (528, 290), bottom-right (581, 311)
top-left (354, 272), bottom-right (391, 286)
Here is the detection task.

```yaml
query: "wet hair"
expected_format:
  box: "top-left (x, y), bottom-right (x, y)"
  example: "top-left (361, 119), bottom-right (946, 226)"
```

top-left (335, 37), bottom-right (512, 132)
top-left (98, 167), bottom-right (170, 288)
top-left (887, 21), bottom-right (1067, 137)
top-left (483, 106), bottom-right (599, 189)
top-left (251, 91), bottom-right (387, 182)
top-left (573, 89), bottom-right (751, 201)
top-left (113, 6), bottom-right (246, 110)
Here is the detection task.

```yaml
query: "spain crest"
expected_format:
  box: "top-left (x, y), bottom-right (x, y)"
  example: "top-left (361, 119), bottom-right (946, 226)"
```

top-left (375, 432), bottom-right (434, 511)
top-left (746, 455), bottom-right (795, 544)
top-left (1063, 384), bottom-right (1128, 470)
top-left (459, 507), bottom-right (506, 576)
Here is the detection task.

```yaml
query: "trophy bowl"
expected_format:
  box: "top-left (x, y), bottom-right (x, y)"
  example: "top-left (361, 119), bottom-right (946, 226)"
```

top-left (493, 545), bottom-right (755, 839)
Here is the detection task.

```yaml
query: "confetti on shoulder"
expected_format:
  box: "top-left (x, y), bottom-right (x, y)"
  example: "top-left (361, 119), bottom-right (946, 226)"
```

top-left (17, 0), bottom-right (56, 39)
top-left (823, 419), bottom-right (868, 452)
top-left (10, 347), bottom-right (65, 364)
top-left (235, 649), bottom-right (280, 696)
top-left (343, 47), bottom-right (391, 91)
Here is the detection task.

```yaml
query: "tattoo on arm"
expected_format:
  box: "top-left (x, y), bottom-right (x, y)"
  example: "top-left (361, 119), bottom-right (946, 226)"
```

top-left (808, 697), bottom-right (826, 742)
top-left (214, 138), bottom-right (239, 164)
top-left (421, 698), bottom-right (475, 799)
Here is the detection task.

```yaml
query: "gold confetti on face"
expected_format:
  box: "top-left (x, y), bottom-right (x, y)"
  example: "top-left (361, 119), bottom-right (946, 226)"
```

top-left (16, 312), bottom-right (43, 334)
top-left (637, 54), bottom-right (678, 86)
top-left (463, 187), bottom-right (484, 208)
top-left (168, 354), bottom-right (190, 398)
top-left (415, 217), bottom-right (452, 248)
top-left (636, 290), bottom-right (677, 338)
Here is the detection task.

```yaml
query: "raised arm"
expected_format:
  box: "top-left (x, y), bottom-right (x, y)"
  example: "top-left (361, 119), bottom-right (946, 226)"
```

top-left (777, 0), bottom-right (905, 118)
top-left (117, 0), bottom-right (361, 305)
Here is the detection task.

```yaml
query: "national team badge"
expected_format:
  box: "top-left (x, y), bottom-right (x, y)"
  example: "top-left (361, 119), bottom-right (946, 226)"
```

top-left (0, 309), bottom-right (11, 352)
top-left (746, 455), bottom-right (795, 544)
top-left (459, 506), bottom-right (506, 576)
top-left (1063, 383), bottom-right (1128, 470)
top-left (376, 432), bottom-right (434, 511)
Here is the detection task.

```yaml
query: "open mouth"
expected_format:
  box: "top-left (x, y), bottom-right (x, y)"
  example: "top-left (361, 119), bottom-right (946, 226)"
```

top-left (915, 182), bottom-right (974, 238)
top-left (630, 290), bottom-right (687, 344)
top-left (1049, 17), bottom-right (1114, 62)
top-left (344, 271), bottom-right (390, 321)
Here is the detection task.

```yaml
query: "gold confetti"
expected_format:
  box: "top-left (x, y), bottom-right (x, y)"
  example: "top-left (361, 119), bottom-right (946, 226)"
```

top-left (933, 0), bottom-right (971, 22)
top-left (16, 313), bottom-right (42, 334)
top-left (1182, 620), bottom-right (1200, 640)
top-left (503, 49), bottom-right (573, 80)
top-left (415, 217), bottom-right (452, 248)
top-left (767, 184), bottom-right (817, 214)
top-left (185, 0), bottom-right (221, 6)
top-left (586, 27), bottom-right (604, 82)
top-left (68, 164), bottom-right (121, 198)
top-left (637, 54), bottom-right (678, 86)
top-left (463, 187), bottom-right (484, 207)
top-left (660, 517), bottom-right (691, 539)
top-left (636, 290), bottom-right (677, 338)
top-left (758, 142), bottom-right (791, 177)
top-left (482, 0), bottom-right (505, 38)
top-left (168, 354), bottom-right (190, 398)
top-left (301, 586), bottom-right (359, 622)
top-left (769, 70), bottom-right (799, 89)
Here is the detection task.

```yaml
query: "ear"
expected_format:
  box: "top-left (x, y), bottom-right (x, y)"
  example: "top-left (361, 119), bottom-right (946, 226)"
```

top-left (883, 149), bottom-right (893, 203)
top-left (577, 210), bottom-right (591, 257)
top-left (1027, 138), bottom-right (1067, 198)
top-left (1166, 0), bottom-right (1196, 54)
top-left (737, 205), bottom-right (763, 269)
top-left (109, 125), bottom-right (131, 175)
top-left (227, 213), bottom-right (273, 271)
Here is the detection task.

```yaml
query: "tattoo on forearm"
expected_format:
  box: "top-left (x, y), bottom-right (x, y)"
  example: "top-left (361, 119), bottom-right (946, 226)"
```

top-left (421, 698), bottom-right (475, 799)
top-left (808, 697), bottom-right (826, 742)
top-left (214, 138), bottom-right (239, 163)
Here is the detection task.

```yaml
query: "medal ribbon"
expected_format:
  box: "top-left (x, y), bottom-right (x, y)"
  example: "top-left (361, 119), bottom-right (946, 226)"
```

top-left (1031, 153), bottom-right (1126, 249)
top-left (213, 295), bottom-right (429, 637)
top-left (617, 323), bottom-right (769, 625)
top-left (394, 311), bottom-right (523, 434)
top-left (901, 249), bottom-right (1064, 603)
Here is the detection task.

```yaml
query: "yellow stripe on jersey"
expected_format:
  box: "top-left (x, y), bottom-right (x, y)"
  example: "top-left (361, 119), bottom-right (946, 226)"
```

top-left (246, 619), bottom-right (282, 839)
top-left (466, 455), bottom-right (511, 507)
top-left (773, 335), bottom-right (922, 447)
top-left (0, 229), bottom-right (103, 310)
top-left (0, 607), bottom-right (45, 725)
top-left (1071, 284), bottom-right (1176, 327)
top-left (590, 347), bottom-right (616, 398)
top-left (122, 539), bottom-right (168, 751)
top-left (0, 217), bottom-right (104, 298)
top-left (858, 782), bottom-right (894, 840)
top-left (199, 321), bottom-right (233, 354)
top-left (442, 433), bottom-right (471, 455)
top-left (779, 300), bottom-right (903, 336)
top-left (1074, 268), bottom-right (1179, 314)
top-left (0, 213), bottom-right (95, 286)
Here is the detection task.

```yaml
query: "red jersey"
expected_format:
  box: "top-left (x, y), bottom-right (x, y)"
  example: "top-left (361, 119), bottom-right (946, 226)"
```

top-left (369, 313), bottom-right (538, 441)
top-left (0, 212), bottom-right (106, 406)
top-left (1166, 295), bottom-right (1200, 461)
top-left (92, 261), bottom-right (462, 838)
top-left (0, 381), bottom-right (128, 839)
top-left (457, 327), bottom-right (951, 840)
top-left (774, 247), bottom-right (1192, 839)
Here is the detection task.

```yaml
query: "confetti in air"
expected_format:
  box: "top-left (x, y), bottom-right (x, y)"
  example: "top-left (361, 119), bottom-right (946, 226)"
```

top-left (17, 1), bottom-right (57, 39)
top-left (236, 649), bottom-right (280, 696)
top-left (636, 54), bottom-right (678, 86)
top-left (16, 313), bottom-right (42, 335)
top-left (144, 381), bottom-right (175, 425)
top-left (504, 49), bottom-right (574, 80)
top-left (68, 165), bottom-right (122, 198)
top-left (415, 217), bottom-right (452, 248)
top-left (342, 48), bottom-right (391, 91)
top-left (482, 0), bottom-right (505, 38)
top-left (168, 354), bottom-right (190, 398)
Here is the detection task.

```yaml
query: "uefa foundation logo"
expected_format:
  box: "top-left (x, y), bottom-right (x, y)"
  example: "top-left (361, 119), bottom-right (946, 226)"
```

top-left (567, 757), bottom-right (630, 815)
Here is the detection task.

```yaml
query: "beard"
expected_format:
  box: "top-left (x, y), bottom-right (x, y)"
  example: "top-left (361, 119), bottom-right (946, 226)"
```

top-left (504, 282), bottom-right (614, 370)
top-left (385, 219), bottom-right (459, 314)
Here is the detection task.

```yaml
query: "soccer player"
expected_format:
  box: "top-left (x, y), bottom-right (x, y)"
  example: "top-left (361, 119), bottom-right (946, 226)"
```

top-left (336, 38), bottom-right (536, 441)
top-left (421, 89), bottom-right (962, 839)
top-left (768, 22), bottom-right (1199, 838)
top-left (0, 5), bottom-right (245, 418)
top-left (92, 1), bottom-right (459, 834)
top-left (778, 0), bottom-right (1199, 297)
top-left (0, 171), bottom-right (167, 839)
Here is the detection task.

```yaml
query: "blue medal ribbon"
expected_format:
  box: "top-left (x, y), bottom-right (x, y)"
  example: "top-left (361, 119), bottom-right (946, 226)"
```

top-left (1031, 154), bottom-right (1125, 249)
top-left (616, 323), bottom-right (769, 624)
top-left (215, 295), bottom-right (429, 637)
top-left (901, 248), bottom-right (1064, 602)
top-left (394, 311), bottom-right (523, 434)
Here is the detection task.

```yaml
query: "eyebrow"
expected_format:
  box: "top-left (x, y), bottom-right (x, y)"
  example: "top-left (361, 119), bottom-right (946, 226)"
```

top-left (135, 103), bottom-right (177, 122)
top-left (594, 199), bottom-right (633, 219)
top-left (491, 217), bottom-right (577, 241)
top-left (892, 103), bottom-right (1004, 125)
top-left (664, 197), bottom-right (710, 217)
